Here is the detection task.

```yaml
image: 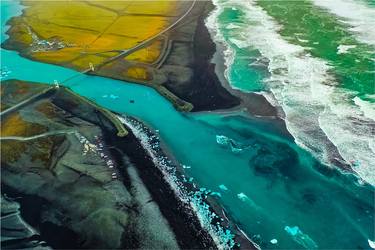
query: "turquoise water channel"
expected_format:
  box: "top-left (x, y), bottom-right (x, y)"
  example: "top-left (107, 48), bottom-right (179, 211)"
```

top-left (1, 1), bottom-right (374, 249)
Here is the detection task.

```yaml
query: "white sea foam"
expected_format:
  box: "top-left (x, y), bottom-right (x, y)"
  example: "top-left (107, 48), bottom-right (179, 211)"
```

top-left (206, 0), bottom-right (375, 185)
top-left (337, 44), bottom-right (357, 54)
top-left (312, 0), bottom-right (375, 46)
top-left (228, 38), bottom-right (248, 49)
top-left (226, 23), bottom-right (241, 30)
top-left (353, 96), bottom-right (375, 121)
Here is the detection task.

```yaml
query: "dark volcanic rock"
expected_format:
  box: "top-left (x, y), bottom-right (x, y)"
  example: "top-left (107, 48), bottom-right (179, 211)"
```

top-left (163, 2), bottom-right (241, 111)
top-left (0, 80), bottom-right (216, 249)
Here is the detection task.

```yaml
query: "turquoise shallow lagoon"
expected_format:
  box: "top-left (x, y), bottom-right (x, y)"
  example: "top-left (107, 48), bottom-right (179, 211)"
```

top-left (1, 1), bottom-right (374, 249)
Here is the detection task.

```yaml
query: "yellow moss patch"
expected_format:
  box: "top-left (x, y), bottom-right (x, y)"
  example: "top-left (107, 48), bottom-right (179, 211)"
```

top-left (9, 0), bottom-right (180, 75)
top-left (0, 103), bottom-right (10, 112)
top-left (105, 16), bottom-right (167, 41)
top-left (30, 137), bottom-right (60, 166)
top-left (26, 17), bottom-right (99, 46)
top-left (7, 23), bottom-right (33, 45)
top-left (13, 85), bottom-right (30, 96)
top-left (1, 81), bottom-right (49, 112)
top-left (1, 136), bottom-right (61, 166)
top-left (89, 34), bottom-right (138, 51)
top-left (70, 54), bottom-right (107, 70)
top-left (1, 113), bottom-right (47, 137)
top-left (24, 1), bottom-right (117, 32)
top-left (99, 51), bottom-right (119, 58)
top-left (83, 1), bottom-right (131, 11)
top-left (126, 66), bottom-right (150, 81)
top-left (1, 112), bottom-right (49, 164)
top-left (32, 48), bottom-right (82, 64)
top-left (125, 40), bottom-right (163, 63)
top-left (36, 101), bottom-right (59, 119)
top-left (1, 141), bottom-right (26, 164)
top-left (126, 1), bottom-right (179, 15)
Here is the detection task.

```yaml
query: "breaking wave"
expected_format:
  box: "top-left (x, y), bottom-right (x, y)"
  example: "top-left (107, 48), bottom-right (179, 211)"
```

top-left (206, 0), bottom-right (375, 185)
top-left (312, 0), bottom-right (375, 46)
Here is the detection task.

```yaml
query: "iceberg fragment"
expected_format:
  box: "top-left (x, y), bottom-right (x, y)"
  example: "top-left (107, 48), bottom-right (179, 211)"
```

top-left (369, 239), bottom-right (375, 249)
top-left (270, 239), bottom-right (278, 244)
top-left (237, 193), bottom-right (260, 210)
top-left (237, 192), bottom-right (249, 202)
top-left (216, 135), bottom-right (251, 153)
top-left (0, 67), bottom-right (11, 79)
top-left (284, 226), bottom-right (318, 249)
top-left (109, 94), bottom-right (119, 99)
top-left (210, 192), bottom-right (222, 198)
top-left (219, 184), bottom-right (229, 191)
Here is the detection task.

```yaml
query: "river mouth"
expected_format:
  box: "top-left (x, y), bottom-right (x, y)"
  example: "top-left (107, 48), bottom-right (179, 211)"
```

top-left (1, 1), bottom-right (374, 249)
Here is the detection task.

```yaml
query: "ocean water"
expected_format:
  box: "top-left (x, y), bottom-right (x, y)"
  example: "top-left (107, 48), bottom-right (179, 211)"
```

top-left (207, 0), bottom-right (375, 186)
top-left (1, 1), bottom-right (375, 249)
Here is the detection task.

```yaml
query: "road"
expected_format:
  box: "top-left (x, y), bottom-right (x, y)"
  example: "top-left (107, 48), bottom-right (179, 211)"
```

top-left (67, 0), bottom-right (197, 78)
top-left (0, 130), bottom-right (76, 141)
top-left (0, 86), bottom-right (56, 117)
top-left (101, 0), bottom-right (197, 66)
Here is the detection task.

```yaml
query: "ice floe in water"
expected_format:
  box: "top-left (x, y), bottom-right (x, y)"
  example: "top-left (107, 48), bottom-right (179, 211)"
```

top-left (237, 193), bottom-right (259, 210)
top-left (1, 66), bottom-right (11, 79)
top-left (216, 135), bottom-right (251, 153)
top-left (270, 238), bottom-right (278, 244)
top-left (210, 192), bottom-right (222, 198)
top-left (285, 226), bottom-right (318, 249)
top-left (237, 192), bottom-right (249, 202)
top-left (369, 239), bottom-right (375, 249)
top-left (219, 184), bottom-right (229, 191)
top-left (117, 115), bottom-right (236, 248)
top-left (102, 94), bottom-right (119, 99)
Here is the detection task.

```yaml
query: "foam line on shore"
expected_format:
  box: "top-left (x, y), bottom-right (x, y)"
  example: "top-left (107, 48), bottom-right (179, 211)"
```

top-left (206, 0), bottom-right (375, 185)
top-left (312, 0), bottom-right (375, 46)
top-left (117, 115), bottom-right (236, 249)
